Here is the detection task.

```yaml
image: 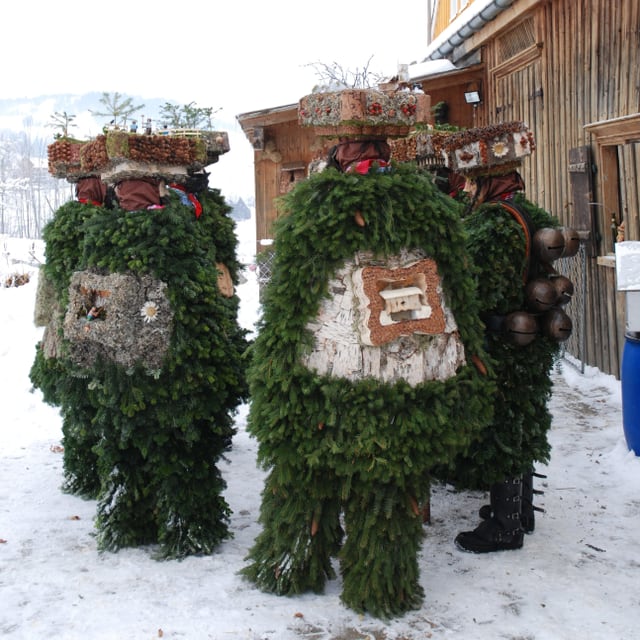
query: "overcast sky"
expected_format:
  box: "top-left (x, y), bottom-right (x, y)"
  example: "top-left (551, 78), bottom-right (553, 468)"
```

top-left (2, 2), bottom-right (432, 199)
top-left (5, 1), bottom-right (430, 117)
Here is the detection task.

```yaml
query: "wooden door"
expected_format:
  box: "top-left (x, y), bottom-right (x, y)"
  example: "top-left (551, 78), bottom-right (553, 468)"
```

top-left (493, 59), bottom-right (545, 207)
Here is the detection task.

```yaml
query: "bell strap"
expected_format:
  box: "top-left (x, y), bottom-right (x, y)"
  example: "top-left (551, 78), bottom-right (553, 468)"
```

top-left (498, 200), bottom-right (537, 284)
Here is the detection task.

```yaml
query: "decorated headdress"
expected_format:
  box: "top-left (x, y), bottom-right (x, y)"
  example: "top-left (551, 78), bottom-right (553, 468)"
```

top-left (298, 88), bottom-right (430, 139)
top-left (298, 87), bottom-right (431, 174)
top-left (411, 121), bottom-right (535, 177)
top-left (47, 130), bottom-right (230, 184)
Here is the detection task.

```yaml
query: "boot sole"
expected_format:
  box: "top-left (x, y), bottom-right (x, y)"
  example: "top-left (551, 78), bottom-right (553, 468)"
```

top-left (455, 535), bottom-right (524, 554)
top-left (455, 541), bottom-right (523, 553)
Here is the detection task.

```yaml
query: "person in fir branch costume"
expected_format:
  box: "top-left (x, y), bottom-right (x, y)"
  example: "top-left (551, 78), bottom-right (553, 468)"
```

top-left (30, 134), bottom-right (249, 559)
top-left (242, 89), bottom-right (496, 619)
top-left (420, 122), bottom-right (577, 553)
top-left (30, 178), bottom-right (108, 499)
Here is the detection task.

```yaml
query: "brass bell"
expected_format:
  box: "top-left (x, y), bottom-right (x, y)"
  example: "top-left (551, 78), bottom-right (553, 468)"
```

top-left (550, 274), bottom-right (574, 306)
top-left (561, 227), bottom-right (580, 258)
top-left (525, 278), bottom-right (558, 312)
top-left (542, 308), bottom-right (573, 342)
top-left (504, 311), bottom-right (539, 346)
top-left (533, 228), bottom-right (565, 262)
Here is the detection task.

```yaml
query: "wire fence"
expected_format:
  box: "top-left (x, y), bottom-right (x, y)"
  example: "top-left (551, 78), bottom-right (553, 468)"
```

top-left (256, 249), bottom-right (276, 303)
top-left (556, 242), bottom-right (587, 374)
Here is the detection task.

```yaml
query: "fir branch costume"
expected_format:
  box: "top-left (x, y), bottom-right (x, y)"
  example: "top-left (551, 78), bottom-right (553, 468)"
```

top-left (242, 162), bottom-right (494, 618)
top-left (30, 178), bottom-right (249, 559)
top-left (30, 200), bottom-right (106, 498)
top-left (449, 190), bottom-right (564, 553)
top-left (415, 122), bottom-right (576, 554)
top-left (438, 193), bottom-right (560, 488)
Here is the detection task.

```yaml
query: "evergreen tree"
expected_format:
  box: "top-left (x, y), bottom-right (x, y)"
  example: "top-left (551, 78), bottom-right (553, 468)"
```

top-left (159, 102), bottom-right (220, 129)
top-left (47, 111), bottom-right (77, 139)
top-left (91, 92), bottom-right (145, 129)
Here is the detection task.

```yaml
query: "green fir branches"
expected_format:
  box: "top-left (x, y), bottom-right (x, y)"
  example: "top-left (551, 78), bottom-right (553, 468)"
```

top-left (30, 187), bottom-right (249, 558)
top-left (243, 163), bottom-right (495, 617)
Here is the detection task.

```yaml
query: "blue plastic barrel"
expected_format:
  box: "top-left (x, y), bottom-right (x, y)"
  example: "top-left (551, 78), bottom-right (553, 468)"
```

top-left (622, 330), bottom-right (640, 455)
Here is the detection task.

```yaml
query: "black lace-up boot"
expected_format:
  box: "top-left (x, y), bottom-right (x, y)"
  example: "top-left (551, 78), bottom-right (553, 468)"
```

top-left (478, 469), bottom-right (546, 533)
top-left (521, 469), bottom-right (545, 533)
top-left (455, 477), bottom-right (524, 553)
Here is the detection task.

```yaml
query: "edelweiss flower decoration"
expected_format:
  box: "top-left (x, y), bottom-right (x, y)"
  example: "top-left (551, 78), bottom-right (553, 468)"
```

top-left (140, 300), bottom-right (159, 323)
top-left (492, 139), bottom-right (509, 158)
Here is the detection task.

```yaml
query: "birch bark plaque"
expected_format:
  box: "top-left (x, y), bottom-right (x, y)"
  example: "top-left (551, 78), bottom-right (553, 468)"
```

top-left (301, 250), bottom-right (466, 385)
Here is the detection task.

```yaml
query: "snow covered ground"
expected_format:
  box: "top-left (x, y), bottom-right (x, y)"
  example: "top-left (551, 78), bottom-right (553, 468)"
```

top-left (1, 223), bottom-right (640, 640)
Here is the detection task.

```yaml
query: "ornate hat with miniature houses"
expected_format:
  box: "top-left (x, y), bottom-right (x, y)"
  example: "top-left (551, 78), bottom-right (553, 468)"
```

top-left (298, 87), bottom-right (431, 139)
top-left (298, 86), bottom-right (431, 175)
top-left (407, 121), bottom-right (535, 176)
top-left (47, 128), bottom-right (230, 184)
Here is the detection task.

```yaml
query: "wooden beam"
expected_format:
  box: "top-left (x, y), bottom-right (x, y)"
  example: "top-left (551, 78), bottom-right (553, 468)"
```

top-left (236, 104), bottom-right (299, 145)
top-left (585, 113), bottom-right (640, 146)
top-left (415, 63), bottom-right (484, 91)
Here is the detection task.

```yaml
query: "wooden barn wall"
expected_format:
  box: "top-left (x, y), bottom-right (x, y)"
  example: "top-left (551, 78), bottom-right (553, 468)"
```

top-left (433, 0), bottom-right (474, 40)
top-left (479, 0), bottom-right (640, 378)
top-left (253, 155), bottom-right (277, 253)
top-left (414, 62), bottom-right (487, 131)
top-left (245, 0), bottom-right (639, 379)
top-left (253, 121), bottom-right (323, 255)
top-left (620, 144), bottom-right (640, 242)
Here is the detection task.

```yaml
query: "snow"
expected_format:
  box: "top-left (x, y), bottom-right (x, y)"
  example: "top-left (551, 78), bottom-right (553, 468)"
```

top-left (2, 223), bottom-right (640, 640)
top-left (407, 59), bottom-right (458, 83)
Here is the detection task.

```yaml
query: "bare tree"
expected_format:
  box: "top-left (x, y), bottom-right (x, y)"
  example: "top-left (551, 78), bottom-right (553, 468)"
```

top-left (0, 127), bottom-right (72, 238)
top-left (307, 56), bottom-right (385, 92)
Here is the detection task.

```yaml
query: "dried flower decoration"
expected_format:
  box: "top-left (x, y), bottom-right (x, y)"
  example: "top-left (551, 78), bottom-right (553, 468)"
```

top-left (140, 301), bottom-right (159, 323)
top-left (492, 140), bottom-right (509, 158)
top-left (412, 122), bottom-right (535, 176)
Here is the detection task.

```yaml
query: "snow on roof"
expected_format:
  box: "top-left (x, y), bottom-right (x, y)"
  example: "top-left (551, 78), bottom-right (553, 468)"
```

top-left (407, 58), bottom-right (458, 81)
